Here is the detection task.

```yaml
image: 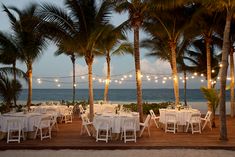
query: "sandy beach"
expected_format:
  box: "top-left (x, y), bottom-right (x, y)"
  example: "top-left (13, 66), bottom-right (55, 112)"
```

top-left (0, 149), bottom-right (235, 157)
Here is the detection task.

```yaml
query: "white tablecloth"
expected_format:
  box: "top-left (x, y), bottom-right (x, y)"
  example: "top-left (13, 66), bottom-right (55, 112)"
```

top-left (86, 104), bottom-right (118, 114)
top-left (31, 105), bottom-right (68, 116)
top-left (0, 112), bottom-right (51, 132)
top-left (159, 109), bottom-right (201, 125)
top-left (93, 112), bottom-right (140, 133)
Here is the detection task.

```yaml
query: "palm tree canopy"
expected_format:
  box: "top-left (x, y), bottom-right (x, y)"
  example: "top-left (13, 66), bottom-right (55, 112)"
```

top-left (184, 38), bottom-right (222, 80)
top-left (39, 0), bottom-right (113, 59)
top-left (198, 0), bottom-right (235, 12)
top-left (2, 4), bottom-right (48, 66)
top-left (0, 73), bottom-right (22, 104)
top-left (0, 32), bottom-right (19, 65)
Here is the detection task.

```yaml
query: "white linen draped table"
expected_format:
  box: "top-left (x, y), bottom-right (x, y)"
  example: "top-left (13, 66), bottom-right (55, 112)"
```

top-left (159, 109), bottom-right (201, 125)
top-left (86, 104), bottom-right (118, 114)
top-left (0, 112), bottom-right (52, 132)
top-left (93, 112), bottom-right (140, 134)
top-left (31, 105), bottom-right (68, 116)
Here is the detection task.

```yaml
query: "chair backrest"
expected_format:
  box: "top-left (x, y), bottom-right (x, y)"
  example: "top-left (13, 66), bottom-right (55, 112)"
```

top-left (50, 114), bottom-right (58, 125)
top-left (39, 116), bottom-right (51, 128)
top-left (96, 117), bottom-right (111, 130)
top-left (190, 113), bottom-right (201, 122)
top-left (123, 117), bottom-right (136, 129)
top-left (149, 110), bottom-right (156, 118)
top-left (7, 119), bottom-right (22, 131)
top-left (79, 105), bottom-right (85, 114)
top-left (165, 112), bottom-right (176, 122)
top-left (204, 111), bottom-right (212, 120)
top-left (143, 114), bottom-right (151, 127)
top-left (81, 114), bottom-right (91, 124)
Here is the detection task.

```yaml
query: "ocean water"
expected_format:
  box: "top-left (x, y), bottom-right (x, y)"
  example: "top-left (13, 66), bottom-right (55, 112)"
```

top-left (17, 88), bottom-right (232, 103)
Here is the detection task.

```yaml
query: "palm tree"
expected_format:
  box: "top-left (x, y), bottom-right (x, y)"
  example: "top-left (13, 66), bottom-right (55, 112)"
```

top-left (98, 24), bottom-right (133, 102)
top-left (188, 7), bottom-right (224, 112)
top-left (0, 32), bottom-right (21, 106)
top-left (144, 4), bottom-right (196, 106)
top-left (229, 45), bottom-right (234, 117)
top-left (184, 38), bottom-right (221, 84)
top-left (115, 0), bottom-right (151, 122)
top-left (200, 0), bottom-right (235, 141)
top-left (0, 73), bottom-right (22, 113)
top-left (3, 4), bottom-right (48, 110)
top-left (229, 20), bottom-right (235, 117)
top-left (54, 42), bottom-right (80, 104)
top-left (38, 0), bottom-right (112, 119)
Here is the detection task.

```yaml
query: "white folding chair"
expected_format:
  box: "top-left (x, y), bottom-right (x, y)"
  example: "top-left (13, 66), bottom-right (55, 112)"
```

top-left (186, 113), bottom-right (202, 134)
top-left (61, 108), bottom-right (73, 123)
top-left (95, 118), bottom-right (112, 143)
top-left (165, 112), bottom-right (177, 134)
top-left (80, 114), bottom-right (93, 136)
top-left (121, 117), bottom-right (137, 143)
top-left (34, 116), bottom-right (52, 141)
top-left (7, 119), bottom-right (24, 143)
top-left (149, 110), bottom-right (160, 128)
top-left (79, 105), bottom-right (85, 114)
top-left (201, 111), bottom-right (212, 131)
top-left (50, 113), bottom-right (59, 131)
top-left (139, 114), bottom-right (151, 137)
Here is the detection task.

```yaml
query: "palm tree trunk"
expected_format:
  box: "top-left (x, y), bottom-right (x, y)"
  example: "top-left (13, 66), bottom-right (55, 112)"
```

top-left (219, 12), bottom-right (231, 141)
top-left (230, 47), bottom-right (234, 117)
top-left (71, 55), bottom-right (76, 104)
top-left (104, 51), bottom-right (111, 103)
top-left (26, 64), bottom-right (33, 111)
top-left (205, 37), bottom-right (212, 113)
top-left (134, 27), bottom-right (143, 122)
top-left (183, 70), bottom-right (187, 106)
top-left (169, 41), bottom-right (180, 106)
top-left (86, 56), bottom-right (94, 120)
top-left (13, 61), bottom-right (17, 107)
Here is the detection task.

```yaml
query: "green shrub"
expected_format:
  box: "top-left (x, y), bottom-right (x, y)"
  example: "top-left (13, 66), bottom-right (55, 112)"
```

top-left (122, 102), bottom-right (171, 115)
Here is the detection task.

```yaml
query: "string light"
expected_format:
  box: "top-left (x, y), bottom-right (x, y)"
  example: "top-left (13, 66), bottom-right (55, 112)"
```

top-left (33, 66), bottom-right (228, 87)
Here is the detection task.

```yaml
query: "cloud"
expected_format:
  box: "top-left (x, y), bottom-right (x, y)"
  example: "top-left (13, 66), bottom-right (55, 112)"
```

top-left (140, 59), bottom-right (171, 74)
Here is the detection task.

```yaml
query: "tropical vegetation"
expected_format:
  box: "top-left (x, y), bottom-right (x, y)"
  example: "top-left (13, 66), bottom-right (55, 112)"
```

top-left (0, 0), bottom-right (234, 141)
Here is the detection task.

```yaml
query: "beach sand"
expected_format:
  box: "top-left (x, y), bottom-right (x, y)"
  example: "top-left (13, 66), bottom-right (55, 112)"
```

top-left (0, 149), bottom-right (234, 157)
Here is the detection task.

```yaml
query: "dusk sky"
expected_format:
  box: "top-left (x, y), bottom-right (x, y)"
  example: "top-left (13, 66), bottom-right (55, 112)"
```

top-left (0, 0), bottom-right (227, 89)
